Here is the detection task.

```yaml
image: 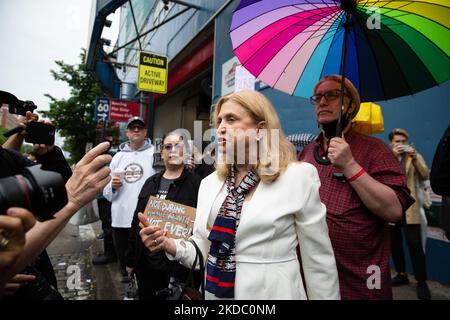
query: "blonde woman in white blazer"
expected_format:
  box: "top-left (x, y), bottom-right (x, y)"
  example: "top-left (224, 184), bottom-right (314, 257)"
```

top-left (139, 90), bottom-right (340, 300)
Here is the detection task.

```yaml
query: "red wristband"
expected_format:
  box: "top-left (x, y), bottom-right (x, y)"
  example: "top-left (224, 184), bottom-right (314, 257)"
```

top-left (347, 168), bottom-right (365, 182)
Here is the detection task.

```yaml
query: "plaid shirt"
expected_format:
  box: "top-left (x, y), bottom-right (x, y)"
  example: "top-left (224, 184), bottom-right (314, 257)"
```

top-left (299, 130), bottom-right (414, 300)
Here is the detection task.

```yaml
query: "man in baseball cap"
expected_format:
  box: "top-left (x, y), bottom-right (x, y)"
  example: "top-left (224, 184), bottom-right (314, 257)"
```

top-left (103, 114), bottom-right (155, 283)
top-left (126, 116), bottom-right (145, 128)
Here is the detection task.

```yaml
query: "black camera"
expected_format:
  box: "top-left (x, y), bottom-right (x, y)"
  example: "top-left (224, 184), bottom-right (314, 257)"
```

top-left (4, 120), bottom-right (56, 144)
top-left (1, 90), bottom-right (43, 139)
top-left (0, 165), bottom-right (68, 221)
top-left (8, 100), bottom-right (38, 116)
top-left (25, 121), bottom-right (56, 145)
top-left (0, 90), bottom-right (38, 116)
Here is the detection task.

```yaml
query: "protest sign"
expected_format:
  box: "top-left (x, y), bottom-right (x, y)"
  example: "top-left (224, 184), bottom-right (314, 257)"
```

top-left (141, 196), bottom-right (196, 240)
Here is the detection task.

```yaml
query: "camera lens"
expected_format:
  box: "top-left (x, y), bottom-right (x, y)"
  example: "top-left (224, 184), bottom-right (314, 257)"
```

top-left (0, 164), bottom-right (68, 221)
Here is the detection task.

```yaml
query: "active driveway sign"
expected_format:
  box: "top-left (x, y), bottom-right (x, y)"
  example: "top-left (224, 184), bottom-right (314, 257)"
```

top-left (138, 51), bottom-right (168, 94)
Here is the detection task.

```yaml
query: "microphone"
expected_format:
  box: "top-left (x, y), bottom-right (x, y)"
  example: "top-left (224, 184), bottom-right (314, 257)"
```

top-left (4, 125), bottom-right (25, 137)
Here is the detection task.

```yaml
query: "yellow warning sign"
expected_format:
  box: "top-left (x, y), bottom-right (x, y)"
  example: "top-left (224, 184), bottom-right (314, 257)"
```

top-left (137, 51), bottom-right (168, 94)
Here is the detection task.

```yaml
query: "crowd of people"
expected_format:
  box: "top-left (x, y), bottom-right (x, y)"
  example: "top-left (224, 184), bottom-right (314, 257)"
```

top-left (0, 111), bottom-right (112, 298)
top-left (1, 75), bottom-right (449, 300)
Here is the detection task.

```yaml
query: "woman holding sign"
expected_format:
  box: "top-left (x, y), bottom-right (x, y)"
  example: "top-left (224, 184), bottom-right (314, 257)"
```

top-left (126, 131), bottom-right (202, 300)
top-left (139, 90), bottom-right (340, 300)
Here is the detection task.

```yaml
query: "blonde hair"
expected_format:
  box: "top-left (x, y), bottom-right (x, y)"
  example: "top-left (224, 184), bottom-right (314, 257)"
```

top-left (389, 128), bottom-right (409, 141)
top-left (314, 75), bottom-right (361, 120)
top-left (213, 90), bottom-right (296, 184)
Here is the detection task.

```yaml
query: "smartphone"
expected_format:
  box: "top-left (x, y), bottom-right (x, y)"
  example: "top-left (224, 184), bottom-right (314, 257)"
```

top-left (25, 122), bottom-right (56, 145)
top-left (403, 144), bottom-right (412, 153)
top-left (187, 139), bottom-right (194, 156)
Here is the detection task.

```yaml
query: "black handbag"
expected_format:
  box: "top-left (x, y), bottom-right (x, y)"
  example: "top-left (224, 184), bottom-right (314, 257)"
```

top-left (163, 239), bottom-right (205, 300)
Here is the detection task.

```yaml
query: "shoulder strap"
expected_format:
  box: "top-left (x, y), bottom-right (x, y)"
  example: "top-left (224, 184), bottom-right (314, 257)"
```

top-left (191, 239), bottom-right (205, 299)
top-left (185, 239), bottom-right (205, 300)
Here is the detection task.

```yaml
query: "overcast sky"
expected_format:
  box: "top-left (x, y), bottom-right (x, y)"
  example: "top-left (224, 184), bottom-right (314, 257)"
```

top-left (0, 0), bottom-right (119, 115)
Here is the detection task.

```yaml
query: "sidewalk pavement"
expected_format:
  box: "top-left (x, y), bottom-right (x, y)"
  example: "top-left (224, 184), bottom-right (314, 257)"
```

top-left (46, 222), bottom-right (96, 300)
top-left (392, 270), bottom-right (450, 300)
top-left (48, 221), bottom-right (450, 300)
top-left (90, 221), bottom-right (125, 300)
top-left (47, 220), bottom-right (124, 300)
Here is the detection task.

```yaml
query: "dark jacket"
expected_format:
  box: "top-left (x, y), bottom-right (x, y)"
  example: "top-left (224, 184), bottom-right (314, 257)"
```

top-left (430, 125), bottom-right (450, 239)
top-left (126, 168), bottom-right (201, 268)
top-left (192, 160), bottom-right (215, 180)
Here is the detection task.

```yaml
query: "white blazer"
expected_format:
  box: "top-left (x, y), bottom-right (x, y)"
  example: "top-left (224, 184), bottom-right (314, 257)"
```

top-left (168, 162), bottom-right (340, 300)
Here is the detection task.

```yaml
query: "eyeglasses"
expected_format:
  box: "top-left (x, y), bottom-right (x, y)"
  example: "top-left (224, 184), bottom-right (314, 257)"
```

top-left (127, 125), bottom-right (145, 131)
top-left (163, 143), bottom-right (184, 151)
top-left (310, 90), bottom-right (347, 105)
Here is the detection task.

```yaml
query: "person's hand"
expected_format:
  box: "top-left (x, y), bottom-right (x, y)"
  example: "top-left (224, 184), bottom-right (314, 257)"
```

top-left (185, 155), bottom-right (195, 171)
top-left (392, 143), bottom-right (404, 157)
top-left (2, 273), bottom-right (36, 295)
top-left (2, 112), bottom-right (39, 151)
top-left (16, 111), bottom-right (39, 136)
top-left (111, 176), bottom-right (123, 190)
top-left (328, 136), bottom-right (357, 171)
top-left (65, 142), bottom-right (112, 213)
top-left (138, 213), bottom-right (176, 255)
top-left (25, 111), bottom-right (39, 122)
top-left (126, 267), bottom-right (134, 280)
top-left (0, 208), bottom-right (36, 270)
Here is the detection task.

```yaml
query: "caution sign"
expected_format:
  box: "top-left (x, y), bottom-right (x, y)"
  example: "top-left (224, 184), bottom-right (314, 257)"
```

top-left (138, 51), bottom-right (168, 94)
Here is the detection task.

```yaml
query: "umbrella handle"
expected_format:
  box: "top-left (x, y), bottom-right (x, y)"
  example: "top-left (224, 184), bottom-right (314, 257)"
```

top-left (313, 144), bottom-right (331, 165)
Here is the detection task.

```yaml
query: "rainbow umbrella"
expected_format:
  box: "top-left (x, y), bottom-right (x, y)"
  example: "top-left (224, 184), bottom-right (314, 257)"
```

top-left (230, 0), bottom-right (450, 102)
top-left (231, 0), bottom-right (449, 164)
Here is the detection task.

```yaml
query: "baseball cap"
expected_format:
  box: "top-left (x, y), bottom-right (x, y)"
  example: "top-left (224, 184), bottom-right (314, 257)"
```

top-left (126, 116), bottom-right (145, 128)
